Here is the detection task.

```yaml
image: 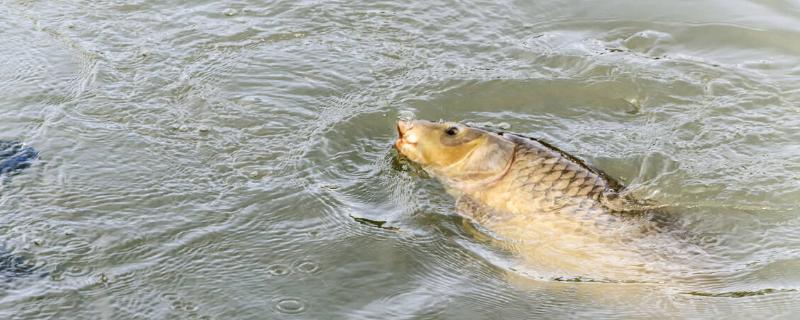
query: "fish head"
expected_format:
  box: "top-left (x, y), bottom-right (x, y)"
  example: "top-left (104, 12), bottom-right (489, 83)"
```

top-left (395, 120), bottom-right (515, 183)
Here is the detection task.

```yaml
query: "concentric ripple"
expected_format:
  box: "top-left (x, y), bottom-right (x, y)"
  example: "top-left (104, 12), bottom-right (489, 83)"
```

top-left (0, 0), bottom-right (799, 319)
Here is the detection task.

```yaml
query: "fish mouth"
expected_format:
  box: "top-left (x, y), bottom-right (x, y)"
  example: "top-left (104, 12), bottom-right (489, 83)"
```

top-left (395, 120), bottom-right (416, 150)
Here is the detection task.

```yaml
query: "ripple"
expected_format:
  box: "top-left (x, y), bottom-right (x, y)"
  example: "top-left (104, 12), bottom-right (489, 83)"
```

top-left (292, 260), bottom-right (320, 274)
top-left (63, 264), bottom-right (92, 278)
top-left (274, 298), bottom-right (306, 314)
top-left (266, 264), bottom-right (290, 277)
top-left (0, 0), bottom-right (799, 319)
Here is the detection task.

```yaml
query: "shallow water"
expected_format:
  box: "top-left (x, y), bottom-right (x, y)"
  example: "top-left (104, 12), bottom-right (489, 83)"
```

top-left (1, 0), bottom-right (799, 318)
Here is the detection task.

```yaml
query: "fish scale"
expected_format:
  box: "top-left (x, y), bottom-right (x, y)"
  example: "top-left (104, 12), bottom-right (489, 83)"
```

top-left (457, 132), bottom-right (649, 236)
top-left (396, 120), bottom-right (673, 280)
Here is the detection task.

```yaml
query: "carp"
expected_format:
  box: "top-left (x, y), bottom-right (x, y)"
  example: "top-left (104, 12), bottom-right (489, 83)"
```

top-left (395, 120), bottom-right (676, 281)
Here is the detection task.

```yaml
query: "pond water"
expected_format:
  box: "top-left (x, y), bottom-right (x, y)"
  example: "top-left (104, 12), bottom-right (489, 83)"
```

top-left (1, 0), bottom-right (800, 319)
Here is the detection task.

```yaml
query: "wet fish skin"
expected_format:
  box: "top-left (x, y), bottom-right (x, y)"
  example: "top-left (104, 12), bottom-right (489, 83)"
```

top-left (395, 120), bottom-right (667, 280)
top-left (468, 132), bottom-right (633, 223)
top-left (395, 120), bottom-right (638, 222)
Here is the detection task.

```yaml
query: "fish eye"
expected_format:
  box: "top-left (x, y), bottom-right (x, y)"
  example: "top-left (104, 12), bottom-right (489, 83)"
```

top-left (445, 126), bottom-right (459, 136)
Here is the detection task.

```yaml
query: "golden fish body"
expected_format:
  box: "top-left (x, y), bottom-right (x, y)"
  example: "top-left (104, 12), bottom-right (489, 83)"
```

top-left (395, 120), bottom-right (669, 281)
top-left (458, 133), bottom-right (628, 222)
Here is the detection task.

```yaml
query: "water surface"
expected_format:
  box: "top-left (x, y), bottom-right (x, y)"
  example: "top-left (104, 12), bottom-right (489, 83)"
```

top-left (1, 0), bottom-right (800, 318)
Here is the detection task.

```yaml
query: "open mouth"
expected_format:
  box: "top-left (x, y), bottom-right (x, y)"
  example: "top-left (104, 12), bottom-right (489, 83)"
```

top-left (395, 121), bottom-right (416, 150)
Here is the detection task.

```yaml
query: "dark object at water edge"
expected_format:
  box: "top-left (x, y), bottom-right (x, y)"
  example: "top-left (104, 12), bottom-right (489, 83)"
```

top-left (0, 140), bottom-right (39, 175)
top-left (1, 140), bottom-right (40, 281)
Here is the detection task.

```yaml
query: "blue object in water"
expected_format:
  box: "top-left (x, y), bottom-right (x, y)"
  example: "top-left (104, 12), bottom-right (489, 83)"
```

top-left (0, 140), bottom-right (38, 175)
top-left (1, 141), bottom-right (40, 281)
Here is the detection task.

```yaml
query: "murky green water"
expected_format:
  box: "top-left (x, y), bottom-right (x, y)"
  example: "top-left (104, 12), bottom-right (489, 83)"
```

top-left (1, 0), bottom-right (799, 318)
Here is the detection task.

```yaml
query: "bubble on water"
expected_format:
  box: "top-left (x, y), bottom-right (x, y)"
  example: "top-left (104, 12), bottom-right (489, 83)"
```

top-left (293, 260), bottom-right (319, 274)
top-left (275, 298), bottom-right (305, 314)
top-left (624, 98), bottom-right (641, 114)
top-left (162, 293), bottom-right (179, 302)
top-left (398, 110), bottom-right (416, 121)
top-left (223, 8), bottom-right (237, 16)
top-left (66, 265), bottom-right (91, 277)
top-left (50, 272), bottom-right (64, 281)
top-left (623, 30), bottom-right (672, 55)
top-left (266, 264), bottom-right (290, 276)
top-left (171, 300), bottom-right (198, 312)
